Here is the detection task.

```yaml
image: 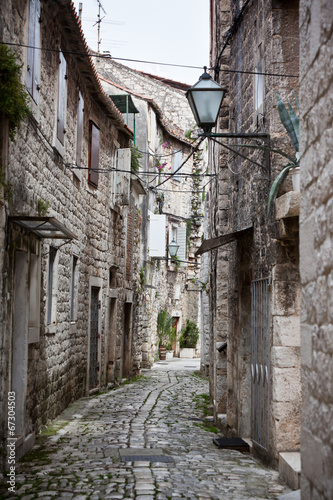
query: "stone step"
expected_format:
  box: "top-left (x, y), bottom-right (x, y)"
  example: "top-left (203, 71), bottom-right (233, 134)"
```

top-left (277, 490), bottom-right (301, 500)
top-left (279, 451), bottom-right (301, 490)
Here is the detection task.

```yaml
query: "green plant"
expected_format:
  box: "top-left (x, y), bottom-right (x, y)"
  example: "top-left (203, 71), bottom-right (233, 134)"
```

top-left (0, 44), bottom-right (31, 140)
top-left (130, 144), bottom-right (142, 172)
top-left (171, 255), bottom-right (181, 270)
top-left (266, 92), bottom-right (300, 213)
top-left (156, 310), bottom-right (176, 349)
top-left (179, 319), bottom-right (199, 348)
top-left (37, 198), bottom-right (51, 216)
top-left (234, 92), bottom-right (300, 214)
top-left (0, 166), bottom-right (12, 201)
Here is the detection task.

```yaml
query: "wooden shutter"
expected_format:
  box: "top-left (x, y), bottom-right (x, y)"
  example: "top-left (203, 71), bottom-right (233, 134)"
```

top-left (57, 51), bottom-right (67, 145)
top-left (33, 0), bottom-right (40, 101)
top-left (177, 227), bottom-right (186, 265)
top-left (149, 213), bottom-right (166, 257)
top-left (88, 122), bottom-right (100, 187)
top-left (125, 209), bottom-right (134, 282)
top-left (27, 0), bottom-right (40, 102)
top-left (76, 91), bottom-right (84, 166)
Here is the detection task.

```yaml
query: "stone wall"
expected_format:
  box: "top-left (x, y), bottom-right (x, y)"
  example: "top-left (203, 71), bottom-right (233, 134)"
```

top-left (209, 0), bottom-right (301, 464)
top-left (97, 58), bottom-right (195, 135)
top-left (207, 0), bottom-right (231, 418)
top-left (299, 0), bottom-right (333, 497)
top-left (99, 62), bottom-right (204, 363)
top-left (0, 0), bottom-right (144, 466)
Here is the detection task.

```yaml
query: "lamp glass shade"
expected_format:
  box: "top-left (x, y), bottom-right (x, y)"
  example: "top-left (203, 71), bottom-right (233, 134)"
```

top-left (168, 239), bottom-right (179, 258)
top-left (186, 71), bottom-right (227, 131)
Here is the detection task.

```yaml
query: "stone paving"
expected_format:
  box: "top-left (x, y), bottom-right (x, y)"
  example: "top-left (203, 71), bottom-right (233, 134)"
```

top-left (1, 359), bottom-right (291, 499)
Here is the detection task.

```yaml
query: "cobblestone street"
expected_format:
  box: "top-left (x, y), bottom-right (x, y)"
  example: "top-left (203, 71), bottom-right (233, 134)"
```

top-left (1, 360), bottom-right (291, 499)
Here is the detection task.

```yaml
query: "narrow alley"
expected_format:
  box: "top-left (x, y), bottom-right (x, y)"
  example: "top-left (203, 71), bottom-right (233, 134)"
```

top-left (2, 360), bottom-right (290, 500)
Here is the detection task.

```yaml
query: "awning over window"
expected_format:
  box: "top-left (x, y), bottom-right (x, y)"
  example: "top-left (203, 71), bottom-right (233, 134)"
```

top-left (109, 95), bottom-right (139, 114)
top-left (195, 225), bottom-right (253, 256)
top-left (10, 216), bottom-right (76, 240)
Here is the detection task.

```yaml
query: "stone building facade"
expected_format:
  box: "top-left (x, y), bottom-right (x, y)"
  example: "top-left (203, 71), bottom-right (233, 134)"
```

top-left (203, 0), bottom-right (301, 470)
top-left (97, 59), bottom-right (205, 365)
top-left (0, 0), bottom-right (145, 466)
top-left (299, 0), bottom-right (333, 498)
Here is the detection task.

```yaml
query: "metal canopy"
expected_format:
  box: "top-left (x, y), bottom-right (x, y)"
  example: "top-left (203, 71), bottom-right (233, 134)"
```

top-left (109, 95), bottom-right (139, 114)
top-left (195, 225), bottom-right (253, 256)
top-left (10, 216), bottom-right (76, 240)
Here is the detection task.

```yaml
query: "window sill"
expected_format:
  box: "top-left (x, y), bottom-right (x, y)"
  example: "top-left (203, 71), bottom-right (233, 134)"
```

top-left (70, 322), bottom-right (77, 334)
top-left (45, 324), bottom-right (57, 335)
top-left (73, 168), bottom-right (82, 182)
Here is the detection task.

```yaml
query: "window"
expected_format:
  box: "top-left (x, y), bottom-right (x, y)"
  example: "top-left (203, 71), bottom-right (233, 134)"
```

top-left (76, 91), bottom-right (84, 166)
top-left (88, 121), bottom-right (100, 187)
top-left (70, 256), bottom-right (78, 322)
top-left (57, 50), bottom-right (67, 145)
top-left (27, 0), bottom-right (40, 103)
top-left (254, 59), bottom-right (264, 112)
top-left (172, 150), bottom-right (182, 182)
top-left (47, 247), bottom-right (58, 325)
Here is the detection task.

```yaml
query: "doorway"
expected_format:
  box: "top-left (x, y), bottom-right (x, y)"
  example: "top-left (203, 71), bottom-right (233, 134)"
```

top-left (122, 302), bottom-right (132, 378)
top-left (89, 287), bottom-right (99, 389)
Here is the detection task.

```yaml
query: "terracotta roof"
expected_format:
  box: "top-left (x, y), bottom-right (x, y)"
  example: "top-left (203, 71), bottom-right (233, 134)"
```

top-left (59, 2), bottom-right (133, 138)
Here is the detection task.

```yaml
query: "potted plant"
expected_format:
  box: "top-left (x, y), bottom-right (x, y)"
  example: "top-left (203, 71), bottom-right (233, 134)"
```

top-left (156, 310), bottom-right (176, 360)
top-left (235, 92), bottom-right (300, 213)
top-left (267, 92), bottom-right (300, 213)
top-left (178, 319), bottom-right (200, 358)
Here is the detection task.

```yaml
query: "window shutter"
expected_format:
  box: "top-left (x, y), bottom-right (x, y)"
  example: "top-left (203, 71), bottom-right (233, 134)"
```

top-left (57, 51), bottom-right (67, 145)
top-left (116, 148), bottom-right (131, 205)
top-left (177, 227), bottom-right (186, 265)
top-left (76, 91), bottom-right (84, 166)
top-left (149, 213), bottom-right (166, 257)
top-left (32, 0), bottom-right (40, 102)
top-left (125, 208), bottom-right (134, 282)
top-left (88, 122), bottom-right (100, 187)
top-left (27, 0), bottom-right (36, 97)
top-left (173, 150), bottom-right (182, 182)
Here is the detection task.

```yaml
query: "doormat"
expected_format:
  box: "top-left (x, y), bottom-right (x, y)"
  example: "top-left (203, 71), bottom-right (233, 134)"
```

top-left (119, 448), bottom-right (174, 463)
top-left (213, 437), bottom-right (250, 452)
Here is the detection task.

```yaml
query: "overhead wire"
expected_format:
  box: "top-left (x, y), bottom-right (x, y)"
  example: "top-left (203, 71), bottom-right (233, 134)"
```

top-left (1, 41), bottom-right (299, 78)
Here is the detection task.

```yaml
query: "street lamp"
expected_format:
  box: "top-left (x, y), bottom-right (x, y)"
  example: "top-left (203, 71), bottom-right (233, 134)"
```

top-left (185, 66), bottom-right (227, 132)
top-left (168, 239), bottom-right (179, 258)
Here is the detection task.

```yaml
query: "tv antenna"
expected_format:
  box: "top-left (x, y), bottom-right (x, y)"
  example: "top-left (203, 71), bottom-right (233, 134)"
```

top-left (94, 0), bottom-right (107, 55)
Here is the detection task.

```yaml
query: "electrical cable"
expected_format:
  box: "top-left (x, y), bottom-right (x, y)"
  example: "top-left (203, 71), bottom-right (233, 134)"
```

top-left (2, 41), bottom-right (299, 78)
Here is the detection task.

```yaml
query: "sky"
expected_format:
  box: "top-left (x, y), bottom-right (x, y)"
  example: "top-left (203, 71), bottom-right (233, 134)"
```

top-left (72, 0), bottom-right (210, 85)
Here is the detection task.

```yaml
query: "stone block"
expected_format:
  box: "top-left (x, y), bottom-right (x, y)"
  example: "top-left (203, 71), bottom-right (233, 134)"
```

top-left (275, 192), bottom-right (300, 220)
top-left (301, 427), bottom-right (324, 488)
top-left (300, 214), bottom-right (316, 284)
top-left (300, 324), bottom-right (312, 368)
top-left (271, 346), bottom-right (300, 368)
top-left (272, 281), bottom-right (300, 316)
top-left (273, 315), bottom-right (300, 346)
top-left (279, 452), bottom-right (301, 490)
top-left (272, 367), bottom-right (301, 403)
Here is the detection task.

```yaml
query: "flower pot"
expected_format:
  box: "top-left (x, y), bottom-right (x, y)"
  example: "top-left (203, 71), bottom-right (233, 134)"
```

top-left (291, 167), bottom-right (300, 191)
top-left (179, 348), bottom-right (196, 359)
top-left (166, 350), bottom-right (174, 359)
top-left (159, 346), bottom-right (166, 360)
